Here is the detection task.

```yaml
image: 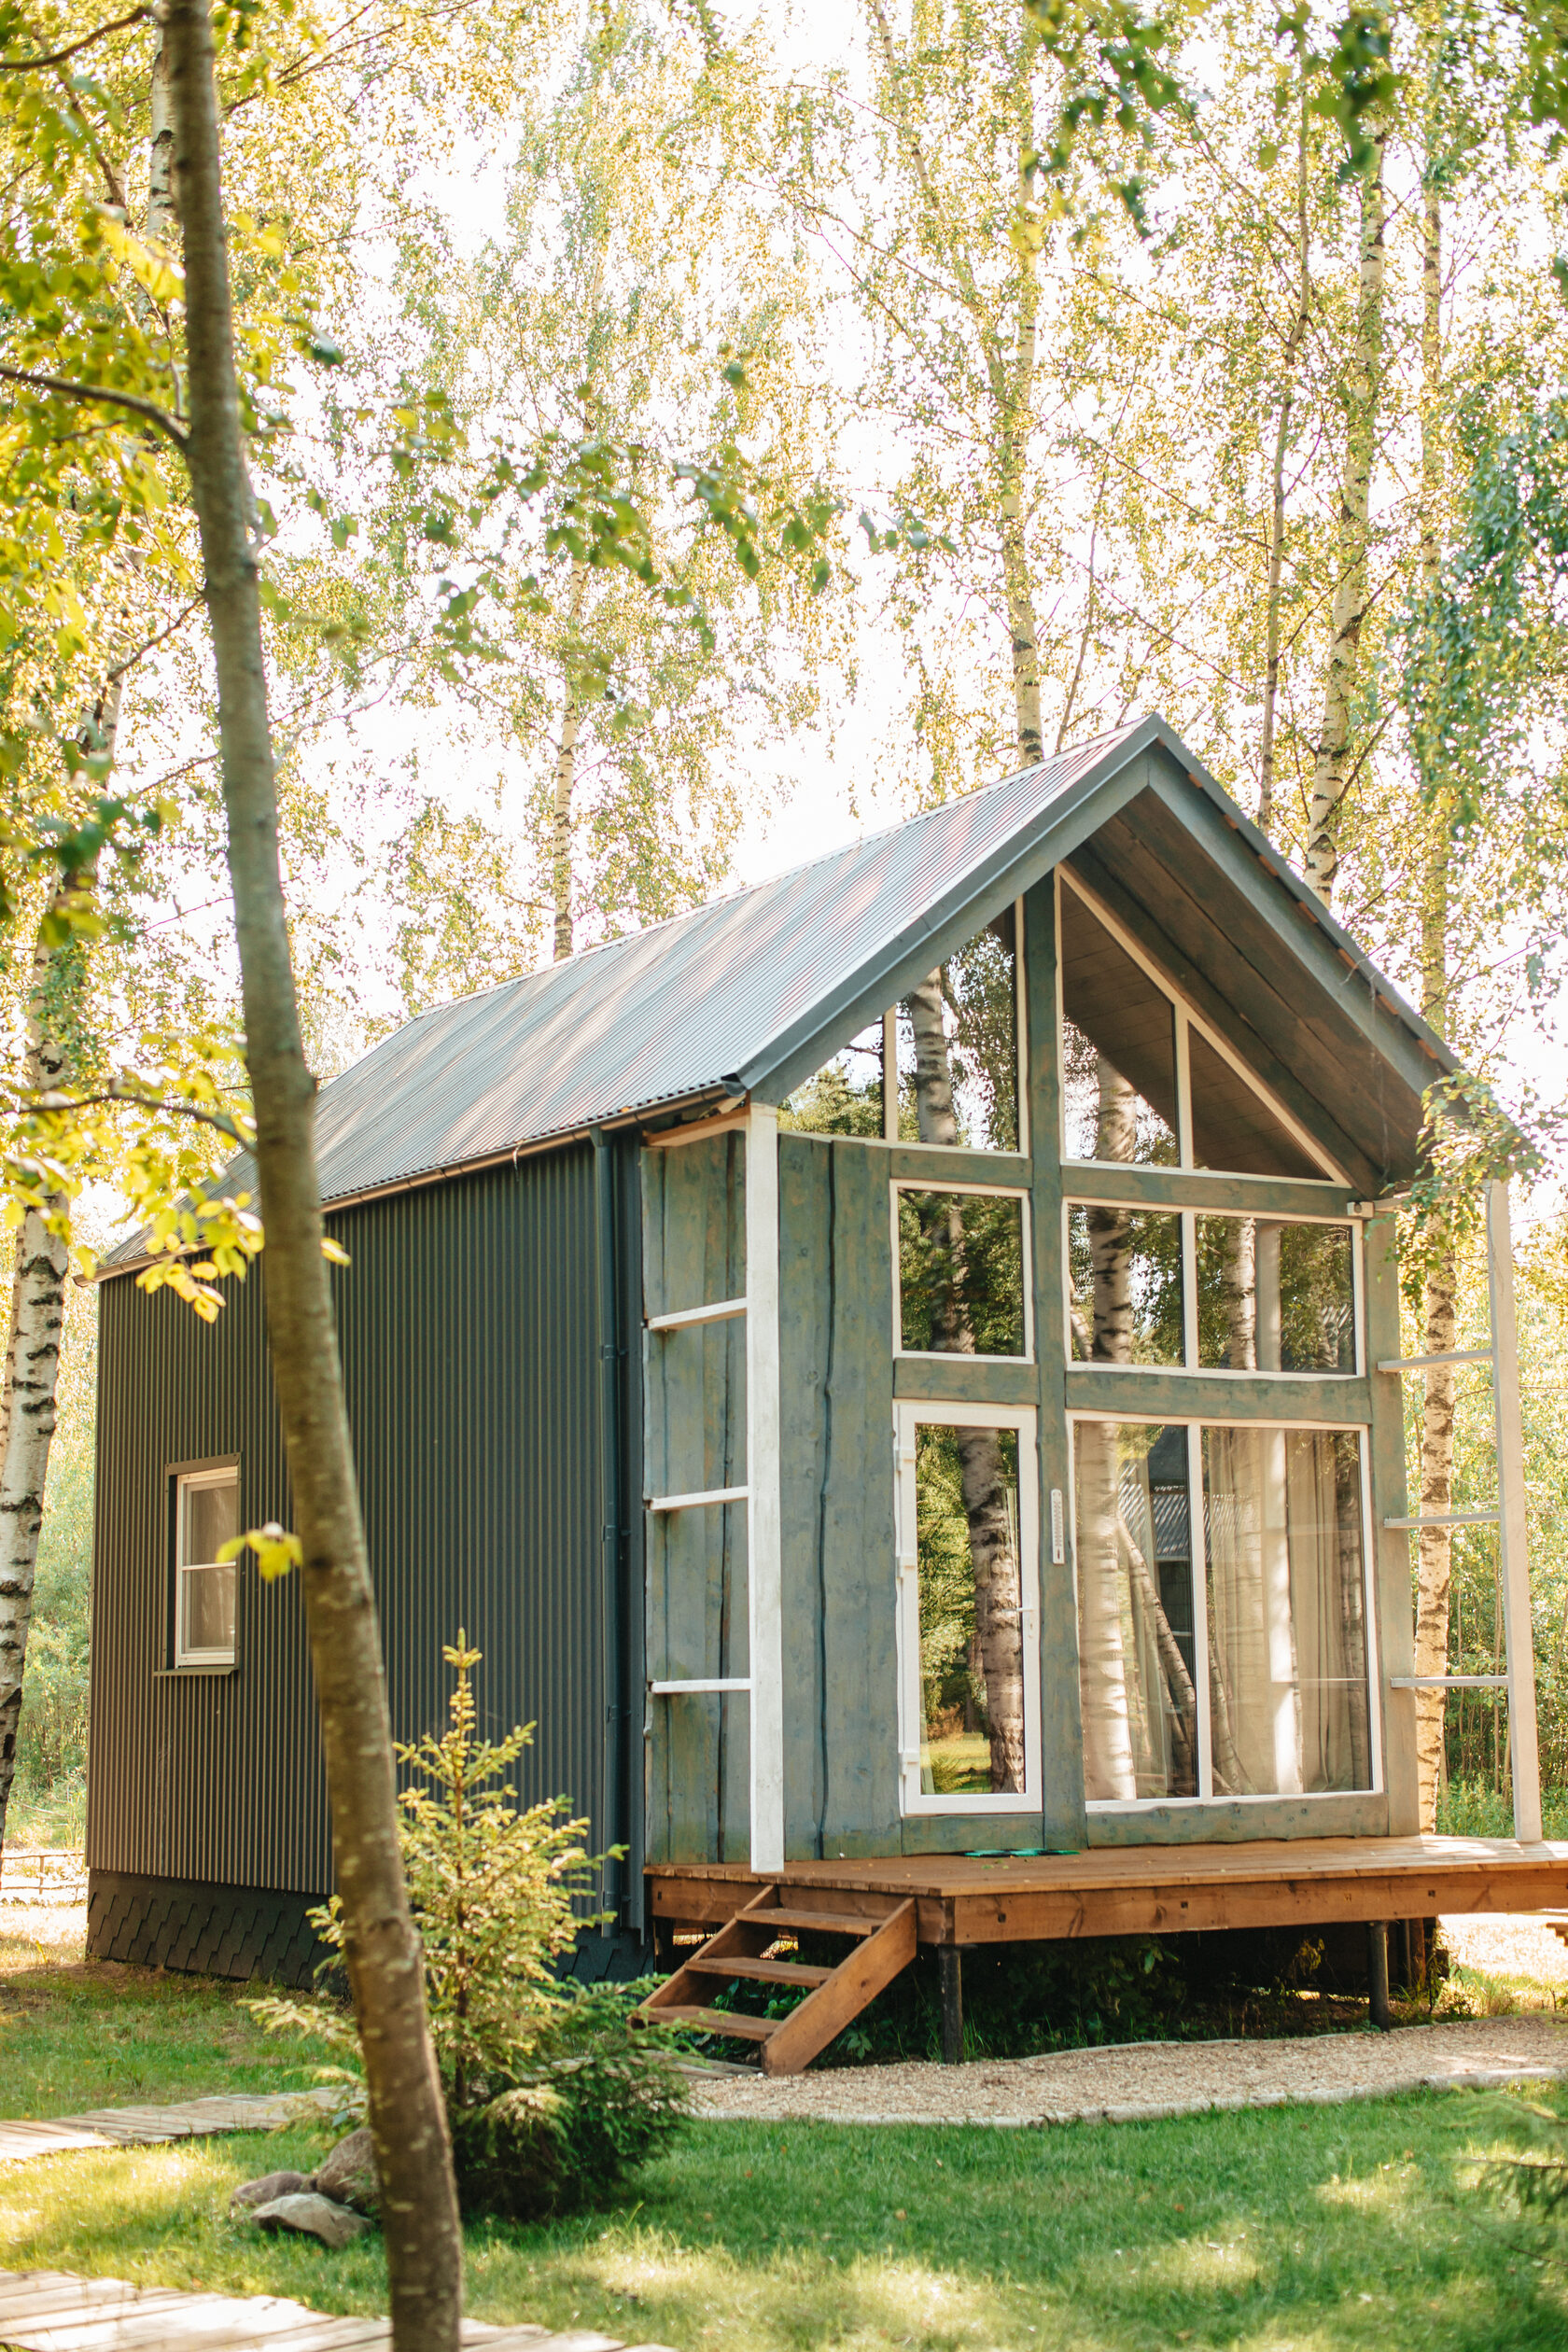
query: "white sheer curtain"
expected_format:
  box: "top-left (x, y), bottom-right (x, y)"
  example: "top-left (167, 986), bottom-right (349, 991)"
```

top-left (1202, 1427), bottom-right (1370, 1796)
top-left (1075, 1423), bottom-right (1197, 1800)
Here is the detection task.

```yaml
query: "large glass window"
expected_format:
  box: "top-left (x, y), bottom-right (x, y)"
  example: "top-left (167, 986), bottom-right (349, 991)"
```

top-left (1202, 1427), bottom-right (1372, 1797)
top-left (780, 1015), bottom-right (887, 1136)
top-left (1067, 1205), bottom-right (1183, 1365)
top-left (1073, 1417), bottom-right (1375, 1805)
top-left (1067, 1207), bottom-right (1359, 1377)
top-left (175, 1466), bottom-right (238, 1667)
top-left (894, 907), bottom-right (1020, 1154)
top-left (783, 905), bottom-right (1022, 1152)
top-left (1187, 1031), bottom-right (1322, 1181)
top-left (1074, 1421), bottom-right (1197, 1800)
top-left (1058, 872), bottom-right (1336, 1181)
top-left (896, 1406), bottom-right (1040, 1812)
top-left (1195, 1217), bottom-right (1355, 1374)
top-left (898, 1188), bottom-right (1027, 1358)
top-left (1059, 885), bottom-right (1178, 1165)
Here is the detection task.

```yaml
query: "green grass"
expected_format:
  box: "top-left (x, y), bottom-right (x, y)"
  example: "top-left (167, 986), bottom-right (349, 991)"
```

top-left (1, 1939), bottom-right (1567, 2348)
top-left (0, 2096), bottom-right (1566, 2348)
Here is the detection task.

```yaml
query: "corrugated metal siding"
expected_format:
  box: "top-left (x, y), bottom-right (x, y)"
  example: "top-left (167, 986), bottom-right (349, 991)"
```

top-left (90, 1140), bottom-right (634, 1901)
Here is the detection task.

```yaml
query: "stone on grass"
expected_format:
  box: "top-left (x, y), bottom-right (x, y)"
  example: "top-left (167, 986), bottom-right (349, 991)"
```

top-left (231, 2169), bottom-right (310, 2211)
top-left (252, 2191), bottom-right (373, 2249)
top-left (314, 2124), bottom-right (380, 2216)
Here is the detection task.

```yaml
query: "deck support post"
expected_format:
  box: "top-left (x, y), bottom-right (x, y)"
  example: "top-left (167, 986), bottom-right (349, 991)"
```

top-left (939, 1945), bottom-right (964, 2065)
top-left (1366, 1922), bottom-right (1392, 2031)
top-left (1487, 1181), bottom-right (1543, 1844)
top-left (746, 1101), bottom-right (786, 1876)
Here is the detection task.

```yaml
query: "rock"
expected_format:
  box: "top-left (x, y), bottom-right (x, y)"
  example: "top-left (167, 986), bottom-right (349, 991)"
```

top-left (231, 2169), bottom-right (311, 2211)
top-left (314, 2123), bottom-right (380, 2216)
top-left (252, 2191), bottom-right (373, 2249)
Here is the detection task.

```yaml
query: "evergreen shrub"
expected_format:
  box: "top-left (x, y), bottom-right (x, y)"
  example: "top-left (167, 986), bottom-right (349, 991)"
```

top-left (252, 1635), bottom-right (686, 2219)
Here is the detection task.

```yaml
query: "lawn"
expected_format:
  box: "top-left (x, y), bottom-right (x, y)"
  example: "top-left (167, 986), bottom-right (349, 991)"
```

top-left (1, 1919), bottom-right (1566, 2350)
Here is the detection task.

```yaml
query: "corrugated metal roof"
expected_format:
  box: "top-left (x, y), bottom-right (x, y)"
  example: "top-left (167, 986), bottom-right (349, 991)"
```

top-left (102, 715), bottom-right (1453, 1270)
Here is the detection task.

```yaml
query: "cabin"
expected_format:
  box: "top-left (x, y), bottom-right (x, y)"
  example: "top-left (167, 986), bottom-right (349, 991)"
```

top-left (86, 716), bottom-right (1565, 2060)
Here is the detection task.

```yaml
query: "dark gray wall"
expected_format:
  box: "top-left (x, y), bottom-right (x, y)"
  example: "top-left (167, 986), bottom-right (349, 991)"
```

top-left (88, 1134), bottom-right (644, 1951)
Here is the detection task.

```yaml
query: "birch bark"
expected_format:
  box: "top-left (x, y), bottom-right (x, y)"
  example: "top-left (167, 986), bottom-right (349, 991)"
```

top-left (1257, 101), bottom-right (1310, 837)
top-left (162, 5), bottom-right (461, 2342)
top-left (0, 35), bottom-right (179, 1849)
top-left (867, 0), bottom-right (1044, 765)
top-left (1303, 134), bottom-right (1385, 904)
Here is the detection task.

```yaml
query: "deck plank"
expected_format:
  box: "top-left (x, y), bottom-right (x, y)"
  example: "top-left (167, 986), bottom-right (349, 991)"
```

top-left (647, 1836), bottom-right (1568, 1944)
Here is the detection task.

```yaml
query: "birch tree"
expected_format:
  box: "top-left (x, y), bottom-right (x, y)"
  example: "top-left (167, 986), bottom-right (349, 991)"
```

top-left (378, 3), bottom-right (833, 987)
top-left (1302, 128), bottom-right (1386, 903)
top-left (162, 0), bottom-right (464, 2333)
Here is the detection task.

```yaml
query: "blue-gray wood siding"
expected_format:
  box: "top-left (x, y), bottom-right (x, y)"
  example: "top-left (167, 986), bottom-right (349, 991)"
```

top-left (88, 1137), bottom-right (643, 1917)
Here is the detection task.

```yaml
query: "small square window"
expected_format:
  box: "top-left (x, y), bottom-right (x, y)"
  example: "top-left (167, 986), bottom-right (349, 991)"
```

top-left (175, 1468), bottom-right (238, 1666)
top-left (897, 1188), bottom-right (1029, 1358)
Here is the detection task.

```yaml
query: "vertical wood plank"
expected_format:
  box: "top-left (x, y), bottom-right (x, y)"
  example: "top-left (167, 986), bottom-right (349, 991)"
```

top-left (778, 1135), bottom-right (830, 1855)
top-left (1365, 1211), bottom-right (1410, 1834)
top-left (1026, 874), bottom-right (1087, 1850)
top-left (819, 1141), bottom-right (900, 1855)
top-left (748, 1105), bottom-right (785, 1874)
top-left (640, 1135), bottom-right (749, 1864)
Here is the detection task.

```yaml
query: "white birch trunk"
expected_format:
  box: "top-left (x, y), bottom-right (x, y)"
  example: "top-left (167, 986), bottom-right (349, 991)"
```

top-left (1303, 134), bottom-right (1385, 904)
top-left (551, 693), bottom-right (581, 963)
top-left (1258, 100), bottom-right (1310, 836)
top-left (1410, 152), bottom-right (1456, 1833)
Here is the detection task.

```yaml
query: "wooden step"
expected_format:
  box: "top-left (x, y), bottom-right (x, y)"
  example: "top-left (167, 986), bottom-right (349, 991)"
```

top-left (684, 1954), bottom-right (834, 1987)
top-left (737, 1905), bottom-right (884, 1937)
top-left (635, 1883), bottom-right (919, 2075)
top-left (649, 2005), bottom-right (777, 2041)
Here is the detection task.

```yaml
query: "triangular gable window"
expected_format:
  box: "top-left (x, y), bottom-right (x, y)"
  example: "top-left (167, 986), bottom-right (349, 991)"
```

top-left (1057, 871), bottom-right (1337, 1183)
top-left (782, 904), bottom-right (1022, 1155)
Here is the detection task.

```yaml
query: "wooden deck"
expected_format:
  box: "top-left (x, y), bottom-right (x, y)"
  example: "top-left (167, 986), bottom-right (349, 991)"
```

top-left (647, 1836), bottom-right (1568, 1948)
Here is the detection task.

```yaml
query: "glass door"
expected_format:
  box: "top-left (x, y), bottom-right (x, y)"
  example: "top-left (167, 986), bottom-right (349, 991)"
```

top-left (894, 1401), bottom-right (1042, 1814)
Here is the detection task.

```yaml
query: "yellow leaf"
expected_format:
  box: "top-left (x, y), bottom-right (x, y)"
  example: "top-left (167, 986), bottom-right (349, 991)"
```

top-left (320, 1237), bottom-right (352, 1266)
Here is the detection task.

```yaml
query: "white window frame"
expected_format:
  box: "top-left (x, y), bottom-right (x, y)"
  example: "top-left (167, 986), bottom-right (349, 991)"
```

top-left (1066, 1410), bottom-right (1382, 1809)
top-left (1054, 866), bottom-right (1348, 1185)
top-left (174, 1466), bottom-right (239, 1668)
top-left (894, 1399), bottom-right (1043, 1816)
top-left (1061, 1198), bottom-right (1365, 1379)
top-left (892, 1180), bottom-right (1034, 1363)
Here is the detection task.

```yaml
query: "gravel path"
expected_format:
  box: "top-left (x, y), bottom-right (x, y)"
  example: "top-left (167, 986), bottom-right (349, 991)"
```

top-left (690, 2014), bottom-right (1568, 2126)
top-left (1442, 1910), bottom-right (1568, 1986)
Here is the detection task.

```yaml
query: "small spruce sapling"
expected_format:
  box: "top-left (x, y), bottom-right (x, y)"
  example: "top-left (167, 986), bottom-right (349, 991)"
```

top-left (251, 1634), bottom-right (688, 2217)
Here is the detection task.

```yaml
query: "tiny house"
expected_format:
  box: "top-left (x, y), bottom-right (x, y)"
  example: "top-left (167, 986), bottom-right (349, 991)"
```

top-left (87, 717), bottom-right (1563, 2042)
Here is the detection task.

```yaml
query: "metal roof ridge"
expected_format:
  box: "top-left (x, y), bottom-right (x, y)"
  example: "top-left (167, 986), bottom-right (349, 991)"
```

top-left (353, 721), bottom-right (1145, 1042)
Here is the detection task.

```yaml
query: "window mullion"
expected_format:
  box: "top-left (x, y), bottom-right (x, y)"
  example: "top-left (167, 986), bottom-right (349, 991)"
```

top-left (1187, 1421), bottom-right (1211, 1800)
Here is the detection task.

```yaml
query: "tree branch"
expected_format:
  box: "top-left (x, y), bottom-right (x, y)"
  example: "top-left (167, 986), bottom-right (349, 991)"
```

top-left (0, 6), bottom-right (147, 68)
top-left (20, 1084), bottom-right (250, 1143)
top-left (0, 363), bottom-right (188, 449)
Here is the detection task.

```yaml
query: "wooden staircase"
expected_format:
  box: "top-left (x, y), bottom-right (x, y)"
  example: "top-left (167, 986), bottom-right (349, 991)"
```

top-left (635, 1885), bottom-right (917, 2076)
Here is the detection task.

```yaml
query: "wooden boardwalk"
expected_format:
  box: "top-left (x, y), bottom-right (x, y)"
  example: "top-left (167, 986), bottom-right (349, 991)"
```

top-left (0, 2269), bottom-right (673, 2350)
top-left (0, 2093), bottom-right (341, 2167)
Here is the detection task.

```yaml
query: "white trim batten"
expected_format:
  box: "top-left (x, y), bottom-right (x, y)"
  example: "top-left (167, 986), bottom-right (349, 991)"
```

top-left (648, 1484), bottom-right (749, 1513)
top-left (746, 1100), bottom-right (786, 1874)
top-left (646, 1296), bottom-right (748, 1333)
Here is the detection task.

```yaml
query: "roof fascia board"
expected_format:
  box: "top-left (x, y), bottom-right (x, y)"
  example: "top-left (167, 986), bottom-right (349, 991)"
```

top-left (1142, 759), bottom-right (1454, 1100)
top-left (744, 731), bottom-right (1167, 1105)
